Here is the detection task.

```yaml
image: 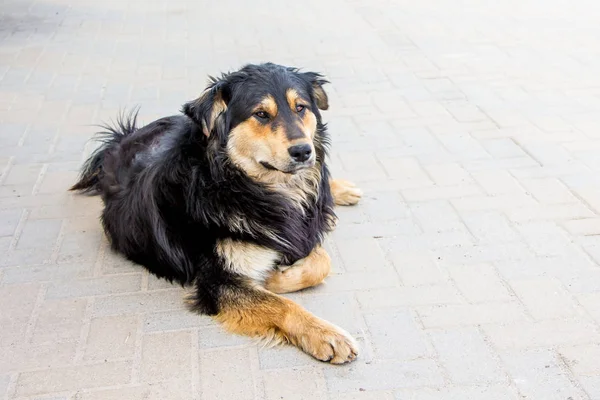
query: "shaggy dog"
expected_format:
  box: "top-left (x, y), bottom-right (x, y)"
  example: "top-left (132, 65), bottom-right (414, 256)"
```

top-left (71, 63), bottom-right (362, 363)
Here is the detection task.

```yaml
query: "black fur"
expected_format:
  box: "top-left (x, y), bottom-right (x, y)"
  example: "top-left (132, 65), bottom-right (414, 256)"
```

top-left (71, 63), bottom-right (335, 316)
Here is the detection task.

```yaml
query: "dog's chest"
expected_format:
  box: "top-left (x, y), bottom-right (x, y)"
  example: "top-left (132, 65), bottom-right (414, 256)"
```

top-left (276, 205), bottom-right (324, 265)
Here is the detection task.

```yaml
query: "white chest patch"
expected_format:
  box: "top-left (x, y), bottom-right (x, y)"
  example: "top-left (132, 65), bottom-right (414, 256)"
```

top-left (216, 238), bottom-right (280, 282)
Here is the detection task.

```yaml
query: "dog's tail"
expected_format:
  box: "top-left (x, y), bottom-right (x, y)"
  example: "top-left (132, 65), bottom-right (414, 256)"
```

top-left (70, 108), bottom-right (140, 194)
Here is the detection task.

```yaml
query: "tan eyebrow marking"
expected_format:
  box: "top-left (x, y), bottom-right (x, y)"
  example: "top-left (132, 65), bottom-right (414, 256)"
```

top-left (286, 88), bottom-right (301, 110)
top-left (255, 95), bottom-right (278, 116)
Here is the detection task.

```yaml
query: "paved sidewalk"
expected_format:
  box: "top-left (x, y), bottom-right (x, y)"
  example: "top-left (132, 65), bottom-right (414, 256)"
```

top-left (2, 0), bottom-right (600, 398)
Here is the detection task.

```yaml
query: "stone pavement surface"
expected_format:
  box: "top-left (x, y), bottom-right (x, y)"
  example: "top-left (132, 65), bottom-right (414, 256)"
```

top-left (2, 0), bottom-right (600, 398)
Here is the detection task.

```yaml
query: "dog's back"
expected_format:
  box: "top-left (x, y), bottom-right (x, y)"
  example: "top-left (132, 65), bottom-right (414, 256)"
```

top-left (71, 111), bottom-right (193, 197)
top-left (72, 112), bottom-right (205, 284)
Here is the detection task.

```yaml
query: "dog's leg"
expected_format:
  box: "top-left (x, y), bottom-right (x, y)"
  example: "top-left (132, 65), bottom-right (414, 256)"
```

top-left (213, 282), bottom-right (358, 364)
top-left (265, 246), bottom-right (330, 294)
top-left (330, 179), bottom-right (362, 206)
top-left (187, 240), bottom-right (358, 363)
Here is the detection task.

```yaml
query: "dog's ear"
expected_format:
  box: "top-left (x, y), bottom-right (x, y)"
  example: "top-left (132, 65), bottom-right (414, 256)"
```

top-left (182, 79), bottom-right (230, 137)
top-left (302, 72), bottom-right (329, 111)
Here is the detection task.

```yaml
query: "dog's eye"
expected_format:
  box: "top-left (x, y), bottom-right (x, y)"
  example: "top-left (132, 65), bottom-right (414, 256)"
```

top-left (296, 105), bottom-right (306, 113)
top-left (254, 111), bottom-right (269, 120)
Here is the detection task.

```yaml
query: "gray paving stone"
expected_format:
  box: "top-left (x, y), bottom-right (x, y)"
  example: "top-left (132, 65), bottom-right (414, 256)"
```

top-left (92, 289), bottom-right (185, 317)
top-left (262, 367), bottom-right (328, 400)
top-left (471, 170), bottom-right (524, 195)
top-left (200, 348), bottom-right (256, 400)
top-left (394, 385), bottom-right (520, 400)
top-left (15, 218), bottom-right (62, 250)
top-left (141, 331), bottom-right (193, 383)
top-left (0, 247), bottom-right (54, 267)
top-left (258, 343), bottom-right (318, 370)
top-left (435, 241), bottom-right (536, 266)
top-left (0, 282), bottom-right (40, 320)
top-left (386, 250), bottom-right (450, 286)
top-left (424, 163), bottom-right (473, 186)
top-left (323, 269), bottom-right (400, 292)
top-left (501, 349), bottom-right (588, 400)
top-left (482, 318), bottom-right (600, 349)
top-left (578, 375), bottom-right (600, 400)
top-left (3, 0), bottom-right (600, 397)
top-left (74, 380), bottom-right (194, 400)
top-left (366, 310), bottom-right (431, 361)
top-left (15, 362), bottom-right (132, 397)
top-left (56, 231), bottom-right (103, 264)
top-left (447, 264), bottom-right (513, 303)
top-left (143, 309), bottom-right (214, 333)
top-left (559, 344), bottom-right (600, 376)
top-left (1, 262), bottom-right (93, 284)
top-left (362, 191), bottom-right (411, 222)
top-left (331, 391), bottom-right (395, 400)
top-left (46, 274), bottom-right (143, 299)
top-left (515, 221), bottom-right (578, 257)
top-left (336, 237), bottom-right (388, 273)
top-left (508, 277), bottom-right (579, 320)
top-left (198, 325), bottom-right (253, 349)
top-left (0, 209), bottom-right (23, 237)
top-left (375, 156), bottom-right (433, 187)
top-left (460, 211), bottom-right (521, 243)
top-left (564, 218), bottom-right (600, 236)
top-left (83, 315), bottom-right (138, 362)
top-left (301, 291), bottom-right (366, 336)
top-left (479, 138), bottom-right (528, 159)
top-left (324, 359), bottom-right (444, 392)
top-left (559, 268), bottom-right (600, 294)
top-left (429, 328), bottom-right (506, 384)
top-left (520, 177), bottom-right (580, 204)
top-left (409, 200), bottom-right (467, 233)
top-left (417, 302), bottom-right (529, 329)
top-left (331, 219), bottom-right (422, 239)
top-left (451, 193), bottom-right (538, 212)
top-left (3, 163), bottom-right (43, 185)
top-left (356, 285), bottom-right (463, 309)
top-left (401, 184), bottom-right (483, 202)
top-left (0, 341), bottom-right (77, 374)
top-left (0, 375), bottom-right (9, 398)
top-left (30, 298), bottom-right (87, 346)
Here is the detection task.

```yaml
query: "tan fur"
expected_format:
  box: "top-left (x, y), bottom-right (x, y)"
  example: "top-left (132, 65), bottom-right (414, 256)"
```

top-left (227, 92), bottom-right (317, 180)
top-left (258, 95), bottom-right (278, 117)
top-left (225, 214), bottom-right (289, 247)
top-left (265, 246), bottom-right (331, 293)
top-left (199, 90), bottom-right (227, 137)
top-left (215, 286), bottom-right (358, 364)
top-left (216, 239), bottom-right (279, 282)
top-left (226, 93), bottom-right (324, 210)
top-left (277, 166), bottom-right (321, 211)
top-left (303, 110), bottom-right (318, 139)
top-left (330, 179), bottom-right (362, 206)
top-left (227, 119), bottom-right (295, 180)
top-left (312, 85), bottom-right (329, 110)
top-left (286, 88), bottom-right (317, 139)
top-left (285, 88), bottom-right (300, 111)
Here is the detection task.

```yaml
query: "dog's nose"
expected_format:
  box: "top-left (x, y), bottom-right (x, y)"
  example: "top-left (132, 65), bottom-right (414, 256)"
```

top-left (288, 144), bottom-right (312, 162)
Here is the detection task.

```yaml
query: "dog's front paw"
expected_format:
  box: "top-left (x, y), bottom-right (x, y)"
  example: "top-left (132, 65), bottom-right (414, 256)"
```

top-left (299, 321), bottom-right (359, 364)
top-left (331, 179), bottom-right (362, 206)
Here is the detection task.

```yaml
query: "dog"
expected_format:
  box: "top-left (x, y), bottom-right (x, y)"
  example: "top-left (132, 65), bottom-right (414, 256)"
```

top-left (71, 63), bottom-right (362, 364)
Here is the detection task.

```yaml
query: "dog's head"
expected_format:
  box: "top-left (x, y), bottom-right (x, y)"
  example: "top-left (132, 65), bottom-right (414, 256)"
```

top-left (183, 63), bottom-right (329, 182)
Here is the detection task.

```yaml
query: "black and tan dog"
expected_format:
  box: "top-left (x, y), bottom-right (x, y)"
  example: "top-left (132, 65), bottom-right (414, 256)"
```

top-left (71, 63), bottom-right (362, 364)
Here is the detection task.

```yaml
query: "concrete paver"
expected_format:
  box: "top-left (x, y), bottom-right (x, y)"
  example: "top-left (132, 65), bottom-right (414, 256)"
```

top-left (2, 0), bottom-right (600, 398)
